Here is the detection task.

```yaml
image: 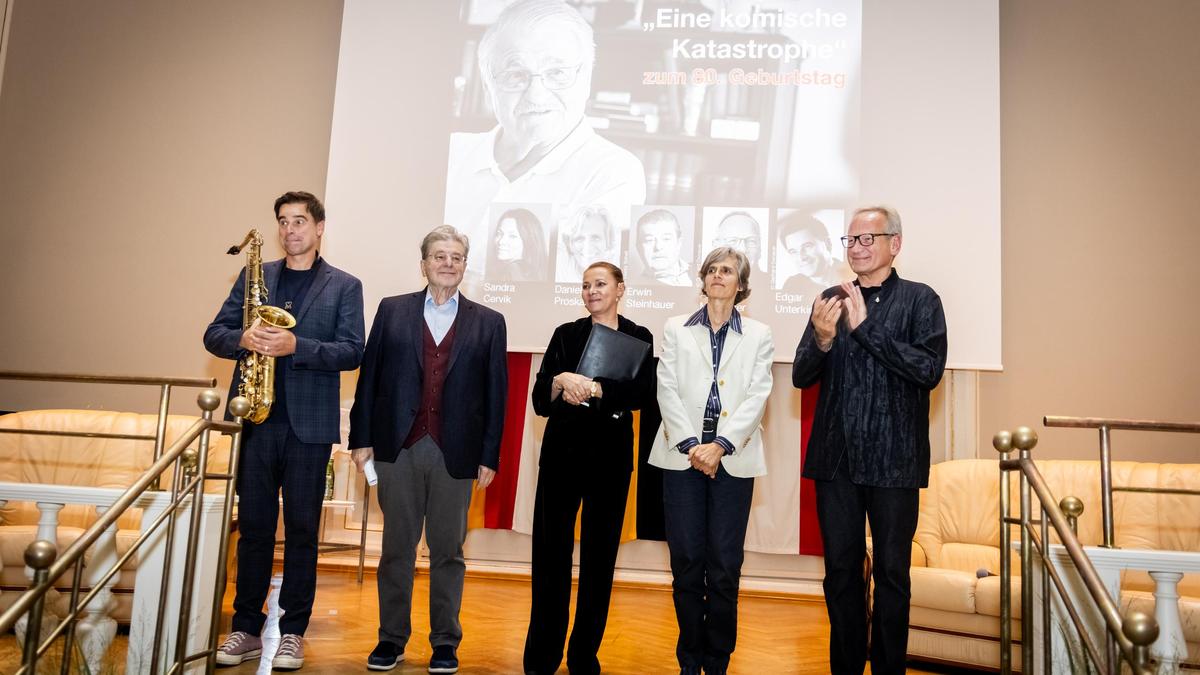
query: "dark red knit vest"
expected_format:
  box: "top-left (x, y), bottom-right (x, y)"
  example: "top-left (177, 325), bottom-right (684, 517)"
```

top-left (403, 320), bottom-right (457, 448)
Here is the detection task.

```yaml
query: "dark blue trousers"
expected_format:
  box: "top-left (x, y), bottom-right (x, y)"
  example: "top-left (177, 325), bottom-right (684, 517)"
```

top-left (662, 465), bottom-right (754, 675)
top-left (231, 420), bottom-right (331, 637)
top-left (815, 463), bottom-right (920, 675)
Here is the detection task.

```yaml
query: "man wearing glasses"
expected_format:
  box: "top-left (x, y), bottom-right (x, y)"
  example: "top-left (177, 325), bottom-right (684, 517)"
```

top-left (443, 0), bottom-right (645, 261)
top-left (792, 206), bottom-right (948, 675)
top-left (348, 225), bottom-right (508, 673)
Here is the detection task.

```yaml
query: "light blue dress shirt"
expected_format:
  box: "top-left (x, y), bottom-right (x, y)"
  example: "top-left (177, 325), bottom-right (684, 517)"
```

top-left (424, 290), bottom-right (460, 345)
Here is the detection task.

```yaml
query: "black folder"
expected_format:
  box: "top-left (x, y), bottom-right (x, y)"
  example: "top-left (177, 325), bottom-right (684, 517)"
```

top-left (576, 323), bottom-right (651, 382)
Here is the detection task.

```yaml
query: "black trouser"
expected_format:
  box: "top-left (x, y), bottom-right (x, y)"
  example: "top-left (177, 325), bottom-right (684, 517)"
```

top-left (662, 464), bottom-right (754, 675)
top-left (523, 462), bottom-right (630, 675)
top-left (231, 420), bottom-right (331, 637)
top-left (815, 463), bottom-right (920, 675)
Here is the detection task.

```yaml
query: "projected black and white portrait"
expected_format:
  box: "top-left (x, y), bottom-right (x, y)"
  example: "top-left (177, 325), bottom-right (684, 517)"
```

top-left (485, 205), bottom-right (551, 282)
top-left (774, 209), bottom-right (844, 296)
top-left (556, 204), bottom-right (620, 283)
top-left (444, 0), bottom-right (646, 254)
top-left (629, 206), bottom-right (696, 287)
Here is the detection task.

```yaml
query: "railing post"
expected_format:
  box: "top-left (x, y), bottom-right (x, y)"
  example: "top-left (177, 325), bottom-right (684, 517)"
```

top-left (993, 429), bottom-right (1013, 673)
top-left (206, 395), bottom-right (250, 673)
top-left (151, 383), bottom-right (172, 490)
top-left (1013, 425), bottom-right (1038, 675)
top-left (172, 388), bottom-right (220, 672)
top-left (21, 540), bottom-right (57, 673)
top-left (1123, 610), bottom-right (1158, 674)
top-left (1060, 496), bottom-right (1083, 537)
top-left (1098, 425), bottom-right (1114, 548)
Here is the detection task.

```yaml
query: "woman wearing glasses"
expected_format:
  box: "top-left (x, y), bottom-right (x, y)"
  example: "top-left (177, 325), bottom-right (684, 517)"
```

top-left (649, 247), bottom-right (774, 675)
top-left (524, 261), bottom-right (655, 675)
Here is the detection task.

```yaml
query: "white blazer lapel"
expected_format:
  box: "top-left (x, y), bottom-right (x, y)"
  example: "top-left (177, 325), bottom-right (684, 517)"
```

top-left (717, 327), bottom-right (745, 374)
top-left (688, 323), bottom-right (711, 367)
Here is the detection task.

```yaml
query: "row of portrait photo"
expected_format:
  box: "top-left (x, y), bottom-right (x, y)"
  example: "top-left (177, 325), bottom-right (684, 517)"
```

top-left (472, 202), bottom-right (853, 303)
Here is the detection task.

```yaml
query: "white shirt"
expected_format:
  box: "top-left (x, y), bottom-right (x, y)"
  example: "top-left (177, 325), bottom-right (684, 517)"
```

top-left (423, 290), bottom-right (460, 345)
top-left (443, 122), bottom-right (647, 265)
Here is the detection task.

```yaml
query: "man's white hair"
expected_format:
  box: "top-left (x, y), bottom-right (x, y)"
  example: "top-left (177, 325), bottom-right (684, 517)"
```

top-left (852, 205), bottom-right (902, 235)
top-left (477, 0), bottom-right (596, 78)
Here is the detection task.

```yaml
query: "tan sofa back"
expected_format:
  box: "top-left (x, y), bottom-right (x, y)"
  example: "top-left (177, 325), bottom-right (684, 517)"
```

top-left (0, 409), bottom-right (232, 531)
top-left (917, 459), bottom-right (1200, 595)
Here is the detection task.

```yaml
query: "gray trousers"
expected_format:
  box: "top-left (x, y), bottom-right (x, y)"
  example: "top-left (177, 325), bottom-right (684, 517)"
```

top-left (375, 434), bottom-right (474, 649)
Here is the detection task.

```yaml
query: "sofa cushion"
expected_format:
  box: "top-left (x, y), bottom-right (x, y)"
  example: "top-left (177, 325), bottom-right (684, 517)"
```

top-left (976, 571), bottom-right (1021, 617)
top-left (910, 567), bottom-right (979, 614)
top-left (911, 604), bottom-right (1021, 640)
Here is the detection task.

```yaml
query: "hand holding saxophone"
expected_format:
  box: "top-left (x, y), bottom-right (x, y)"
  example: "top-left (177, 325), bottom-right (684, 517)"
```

top-left (239, 316), bottom-right (296, 357)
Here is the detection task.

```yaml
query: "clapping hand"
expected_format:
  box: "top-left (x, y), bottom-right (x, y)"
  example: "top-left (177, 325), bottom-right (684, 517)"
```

top-left (811, 295), bottom-right (843, 351)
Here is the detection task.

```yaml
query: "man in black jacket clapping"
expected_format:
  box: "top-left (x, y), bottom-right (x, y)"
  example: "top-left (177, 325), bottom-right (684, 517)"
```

top-left (792, 205), bottom-right (948, 675)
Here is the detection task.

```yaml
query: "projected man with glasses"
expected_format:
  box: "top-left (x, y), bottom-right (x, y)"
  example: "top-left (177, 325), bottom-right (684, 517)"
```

top-left (792, 206), bottom-right (948, 675)
top-left (444, 0), bottom-right (646, 263)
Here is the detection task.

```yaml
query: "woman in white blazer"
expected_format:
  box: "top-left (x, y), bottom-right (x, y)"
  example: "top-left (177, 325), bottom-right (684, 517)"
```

top-left (649, 247), bottom-right (774, 675)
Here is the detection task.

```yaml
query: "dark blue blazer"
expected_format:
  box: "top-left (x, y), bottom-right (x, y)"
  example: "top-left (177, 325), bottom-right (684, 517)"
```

top-left (203, 258), bottom-right (365, 445)
top-left (348, 290), bottom-right (508, 479)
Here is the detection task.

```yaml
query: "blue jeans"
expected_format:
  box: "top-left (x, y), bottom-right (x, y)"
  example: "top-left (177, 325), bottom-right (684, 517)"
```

top-left (662, 464), bottom-right (754, 673)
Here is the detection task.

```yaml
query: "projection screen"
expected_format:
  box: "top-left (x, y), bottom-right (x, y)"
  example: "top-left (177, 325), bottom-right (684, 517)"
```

top-left (324, 0), bottom-right (1000, 369)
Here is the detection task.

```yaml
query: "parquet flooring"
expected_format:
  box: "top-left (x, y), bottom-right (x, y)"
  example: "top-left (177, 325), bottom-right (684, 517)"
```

top-left (1, 571), bottom-right (962, 673)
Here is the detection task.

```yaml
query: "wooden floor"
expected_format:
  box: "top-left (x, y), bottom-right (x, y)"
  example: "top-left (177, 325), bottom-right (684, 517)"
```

top-left (1, 570), bottom-right (968, 674)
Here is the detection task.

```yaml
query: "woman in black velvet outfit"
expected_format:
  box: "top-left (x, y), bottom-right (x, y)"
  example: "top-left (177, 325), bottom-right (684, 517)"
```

top-left (522, 262), bottom-right (656, 675)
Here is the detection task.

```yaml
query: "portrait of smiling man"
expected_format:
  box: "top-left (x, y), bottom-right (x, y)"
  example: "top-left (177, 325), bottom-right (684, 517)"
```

top-left (443, 0), bottom-right (646, 255)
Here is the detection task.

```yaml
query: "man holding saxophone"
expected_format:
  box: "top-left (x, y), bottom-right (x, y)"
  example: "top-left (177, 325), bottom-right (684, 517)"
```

top-left (204, 191), bottom-right (365, 670)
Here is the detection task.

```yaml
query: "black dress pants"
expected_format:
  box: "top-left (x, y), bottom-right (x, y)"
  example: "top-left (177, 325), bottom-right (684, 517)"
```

top-left (523, 462), bottom-right (631, 675)
top-left (815, 462), bottom-right (920, 675)
top-left (662, 464), bottom-right (754, 675)
top-left (231, 420), bottom-right (331, 637)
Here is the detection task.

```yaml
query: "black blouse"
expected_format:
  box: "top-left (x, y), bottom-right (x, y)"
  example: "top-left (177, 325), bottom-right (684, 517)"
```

top-left (532, 316), bottom-right (656, 472)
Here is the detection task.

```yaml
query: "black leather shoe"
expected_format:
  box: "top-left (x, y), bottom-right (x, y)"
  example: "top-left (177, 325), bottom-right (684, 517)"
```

top-left (367, 641), bottom-right (403, 671)
top-left (428, 645), bottom-right (459, 673)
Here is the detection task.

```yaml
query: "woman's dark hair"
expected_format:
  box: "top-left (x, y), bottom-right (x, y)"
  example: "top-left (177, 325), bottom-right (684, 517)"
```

top-left (487, 208), bottom-right (548, 281)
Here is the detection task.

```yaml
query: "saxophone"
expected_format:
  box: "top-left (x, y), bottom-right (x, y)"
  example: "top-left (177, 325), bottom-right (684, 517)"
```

top-left (226, 229), bottom-right (297, 423)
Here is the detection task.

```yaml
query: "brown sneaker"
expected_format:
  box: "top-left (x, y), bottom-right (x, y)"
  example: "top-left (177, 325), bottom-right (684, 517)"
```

top-left (215, 631), bottom-right (263, 666)
top-left (272, 633), bottom-right (305, 671)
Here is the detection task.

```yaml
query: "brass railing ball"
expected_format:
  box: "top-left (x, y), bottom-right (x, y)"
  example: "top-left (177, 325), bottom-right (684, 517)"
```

top-left (228, 396), bottom-right (252, 419)
top-left (1013, 426), bottom-right (1039, 452)
top-left (197, 389), bottom-right (221, 412)
top-left (1060, 495), bottom-right (1084, 519)
top-left (24, 539), bottom-right (57, 570)
top-left (992, 430), bottom-right (1013, 454)
top-left (182, 447), bottom-right (199, 472)
top-left (1122, 610), bottom-right (1159, 646)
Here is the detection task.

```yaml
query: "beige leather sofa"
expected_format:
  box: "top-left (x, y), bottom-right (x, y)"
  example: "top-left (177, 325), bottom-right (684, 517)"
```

top-left (901, 458), bottom-right (1200, 670)
top-left (0, 409), bottom-right (230, 622)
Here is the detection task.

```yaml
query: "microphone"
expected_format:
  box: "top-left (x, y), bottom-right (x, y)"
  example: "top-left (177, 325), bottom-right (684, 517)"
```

top-left (363, 458), bottom-right (378, 486)
top-left (976, 568), bottom-right (997, 579)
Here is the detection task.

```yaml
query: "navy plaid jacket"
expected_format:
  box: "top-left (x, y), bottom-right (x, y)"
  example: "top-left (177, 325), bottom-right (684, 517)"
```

top-left (204, 258), bottom-right (365, 444)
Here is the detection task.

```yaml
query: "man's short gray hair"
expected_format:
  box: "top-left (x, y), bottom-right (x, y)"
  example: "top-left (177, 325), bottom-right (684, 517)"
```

top-left (420, 225), bottom-right (470, 259)
top-left (852, 205), bottom-right (902, 236)
top-left (477, 0), bottom-right (596, 78)
top-left (698, 247), bottom-right (752, 304)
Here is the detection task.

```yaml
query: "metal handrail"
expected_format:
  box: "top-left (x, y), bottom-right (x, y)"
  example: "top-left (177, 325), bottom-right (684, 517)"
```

top-left (1043, 415), bottom-right (1200, 548)
top-left (0, 379), bottom-right (247, 674)
top-left (995, 427), bottom-right (1159, 675)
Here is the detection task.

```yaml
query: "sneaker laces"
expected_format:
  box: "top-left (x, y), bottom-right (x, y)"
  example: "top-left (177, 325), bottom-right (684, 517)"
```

top-left (277, 634), bottom-right (303, 657)
top-left (220, 631), bottom-right (251, 652)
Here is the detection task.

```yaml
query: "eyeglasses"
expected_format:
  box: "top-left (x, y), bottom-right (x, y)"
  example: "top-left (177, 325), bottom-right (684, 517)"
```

top-left (491, 64), bottom-right (583, 93)
top-left (714, 236), bottom-right (760, 249)
top-left (427, 253), bottom-right (466, 266)
top-left (840, 233), bottom-right (894, 248)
